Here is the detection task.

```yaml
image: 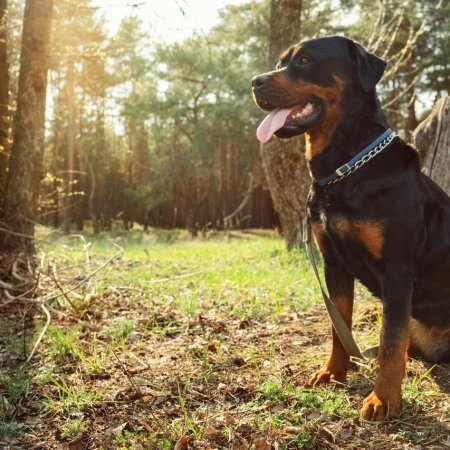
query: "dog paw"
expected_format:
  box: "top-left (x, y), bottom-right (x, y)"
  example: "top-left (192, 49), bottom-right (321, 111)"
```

top-left (360, 390), bottom-right (401, 421)
top-left (306, 368), bottom-right (346, 387)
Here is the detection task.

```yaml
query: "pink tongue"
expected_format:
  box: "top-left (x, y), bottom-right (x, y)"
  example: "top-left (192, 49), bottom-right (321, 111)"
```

top-left (256, 107), bottom-right (294, 142)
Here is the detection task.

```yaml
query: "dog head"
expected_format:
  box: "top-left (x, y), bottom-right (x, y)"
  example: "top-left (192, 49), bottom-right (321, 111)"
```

top-left (252, 36), bottom-right (386, 144)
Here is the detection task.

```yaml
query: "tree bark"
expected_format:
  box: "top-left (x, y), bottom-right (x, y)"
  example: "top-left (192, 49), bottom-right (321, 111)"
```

top-left (260, 0), bottom-right (310, 249)
top-left (93, 95), bottom-right (106, 232)
top-left (0, 0), bottom-right (9, 203)
top-left (63, 60), bottom-right (75, 234)
top-left (1, 0), bottom-right (53, 253)
top-left (413, 96), bottom-right (450, 196)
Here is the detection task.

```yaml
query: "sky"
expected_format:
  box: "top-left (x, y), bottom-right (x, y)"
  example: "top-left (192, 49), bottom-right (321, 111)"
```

top-left (91, 0), bottom-right (248, 42)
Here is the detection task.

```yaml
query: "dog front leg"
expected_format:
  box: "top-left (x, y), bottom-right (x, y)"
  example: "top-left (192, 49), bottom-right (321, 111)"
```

top-left (360, 268), bottom-right (413, 421)
top-left (307, 262), bottom-right (354, 386)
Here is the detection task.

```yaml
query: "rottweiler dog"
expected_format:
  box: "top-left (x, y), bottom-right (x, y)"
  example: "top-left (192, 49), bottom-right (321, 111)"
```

top-left (252, 36), bottom-right (450, 421)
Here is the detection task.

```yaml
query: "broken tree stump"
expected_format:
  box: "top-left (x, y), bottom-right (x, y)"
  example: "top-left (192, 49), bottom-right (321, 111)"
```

top-left (413, 96), bottom-right (450, 196)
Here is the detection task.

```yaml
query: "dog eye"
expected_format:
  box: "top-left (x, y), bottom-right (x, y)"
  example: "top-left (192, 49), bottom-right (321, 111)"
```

top-left (297, 56), bottom-right (311, 65)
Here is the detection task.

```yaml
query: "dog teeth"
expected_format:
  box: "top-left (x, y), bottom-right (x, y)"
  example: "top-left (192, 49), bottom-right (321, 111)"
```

top-left (288, 102), bottom-right (316, 122)
top-left (303, 102), bottom-right (314, 114)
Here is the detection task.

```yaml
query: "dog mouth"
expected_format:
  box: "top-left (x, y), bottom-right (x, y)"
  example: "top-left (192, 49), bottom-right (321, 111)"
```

top-left (256, 101), bottom-right (323, 143)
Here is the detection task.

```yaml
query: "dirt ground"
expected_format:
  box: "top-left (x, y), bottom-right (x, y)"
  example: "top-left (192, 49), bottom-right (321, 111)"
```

top-left (0, 231), bottom-right (449, 449)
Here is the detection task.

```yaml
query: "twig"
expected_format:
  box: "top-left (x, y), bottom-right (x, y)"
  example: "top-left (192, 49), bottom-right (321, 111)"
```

top-left (25, 301), bottom-right (51, 365)
top-left (42, 245), bottom-right (123, 304)
top-left (145, 270), bottom-right (205, 284)
top-left (50, 264), bottom-right (77, 310)
top-left (67, 234), bottom-right (91, 267)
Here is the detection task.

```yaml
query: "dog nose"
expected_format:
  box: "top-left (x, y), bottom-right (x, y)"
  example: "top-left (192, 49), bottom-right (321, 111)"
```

top-left (252, 74), bottom-right (269, 89)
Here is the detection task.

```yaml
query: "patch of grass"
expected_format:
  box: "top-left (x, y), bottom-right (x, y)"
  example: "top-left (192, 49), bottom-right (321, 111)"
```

top-left (176, 382), bottom-right (201, 440)
top-left (81, 349), bottom-right (109, 375)
top-left (34, 366), bottom-right (56, 385)
top-left (101, 318), bottom-right (136, 341)
top-left (61, 418), bottom-right (88, 440)
top-left (0, 369), bottom-right (31, 440)
top-left (293, 387), bottom-right (351, 416)
top-left (0, 370), bottom-right (30, 408)
top-left (258, 378), bottom-right (286, 403)
top-left (45, 325), bottom-right (81, 359)
top-left (291, 430), bottom-right (314, 449)
top-left (3, 334), bottom-right (31, 357)
top-left (42, 377), bottom-right (102, 414)
top-left (112, 425), bottom-right (151, 447)
top-left (0, 420), bottom-right (25, 439)
top-left (41, 229), bottom-right (320, 321)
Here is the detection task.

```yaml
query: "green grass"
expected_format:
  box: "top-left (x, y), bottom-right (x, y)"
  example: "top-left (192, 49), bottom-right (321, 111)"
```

top-left (45, 325), bottom-right (82, 359)
top-left (0, 369), bottom-right (31, 440)
top-left (101, 318), bottom-right (137, 341)
top-left (61, 419), bottom-right (88, 440)
top-left (258, 379), bottom-right (287, 403)
top-left (39, 228), bottom-right (320, 319)
top-left (41, 377), bottom-right (103, 414)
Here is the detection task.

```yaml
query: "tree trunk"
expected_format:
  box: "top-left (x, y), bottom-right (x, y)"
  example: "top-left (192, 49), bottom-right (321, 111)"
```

top-left (413, 96), bottom-right (450, 196)
top-left (0, 0), bottom-right (9, 203)
top-left (1, 0), bottom-right (53, 253)
top-left (260, 0), bottom-right (310, 249)
top-left (63, 60), bottom-right (75, 234)
top-left (93, 95), bottom-right (106, 232)
top-left (51, 71), bottom-right (62, 229)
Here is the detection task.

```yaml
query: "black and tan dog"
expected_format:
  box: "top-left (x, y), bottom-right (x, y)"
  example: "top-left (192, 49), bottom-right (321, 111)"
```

top-left (252, 36), bottom-right (450, 421)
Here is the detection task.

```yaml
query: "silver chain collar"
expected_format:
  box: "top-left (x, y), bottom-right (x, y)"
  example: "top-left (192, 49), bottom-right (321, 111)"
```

top-left (327, 132), bottom-right (397, 185)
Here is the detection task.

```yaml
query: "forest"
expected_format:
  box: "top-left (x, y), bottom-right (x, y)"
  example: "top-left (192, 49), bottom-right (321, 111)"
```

top-left (0, 0), bottom-right (450, 448)
top-left (0, 0), bottom-right (448, 247)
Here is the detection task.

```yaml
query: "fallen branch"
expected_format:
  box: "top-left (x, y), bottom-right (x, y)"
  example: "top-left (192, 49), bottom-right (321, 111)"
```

top-left (23, 244), bottom-right (123, 366)
top-left (25, 301), bottom-right (50, 365)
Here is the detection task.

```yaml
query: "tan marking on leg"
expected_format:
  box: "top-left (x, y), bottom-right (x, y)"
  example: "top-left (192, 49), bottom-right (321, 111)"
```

top-left (307, 293), bottom-right (354, 387)
top-left (361, 329), bottom-right (409, 421)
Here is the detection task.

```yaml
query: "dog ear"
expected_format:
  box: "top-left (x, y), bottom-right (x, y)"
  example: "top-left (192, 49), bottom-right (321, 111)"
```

top-left (347, 39), bottom-right (386, 93)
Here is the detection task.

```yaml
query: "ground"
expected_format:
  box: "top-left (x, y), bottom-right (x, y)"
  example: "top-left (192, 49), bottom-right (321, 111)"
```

top-left (0, 228), bottom-right (449, 449)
